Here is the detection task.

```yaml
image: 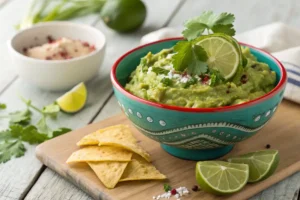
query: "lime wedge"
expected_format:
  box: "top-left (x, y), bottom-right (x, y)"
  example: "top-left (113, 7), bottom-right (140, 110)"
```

top-left (196, 161), bottom-right (249, 195)
top-left (56, 82), bottom-right (87, 113)
top-left (228, 150), bottom-right (279, 183)
top-left (196, 35), bottom-right (241, 79)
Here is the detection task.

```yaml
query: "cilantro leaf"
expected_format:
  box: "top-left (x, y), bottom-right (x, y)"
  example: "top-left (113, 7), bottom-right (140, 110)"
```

top-left (21, 125), bottom-right (49, 144)
top-left (209, 70), bottom-right (225, 86)
top-left (187, 45), bottom-right (208, 75)
top-left (0, 103), bottom-right (6, 110)
top-left (9, 124), bottom-right (24, 138)
top-left (211, 24), bottom-right (235, 36)
top-left (0, 130), bottom-right (12, 140)
top-left (182, 11), bottom-right (236, 40)
top-left (0, 139), bottom-right (26, 163)
top-left (172, 41), bottom-right (193, 71)
top-left (182, 22), bottom-right (207, 41)
top-left (161, 78), bottom-right (173, 86)
top-left (36, 116), bottom-right (51, 135)
top-left (52, 127), bottom-right (71, 138)
top-left (42, 103), bottom-right (60, 118)
top-left (9, 109), bottom-right (31, 125)
top-left (163, 183), bottom-right (172, 192)
top-left (152, 67), bottom-right (169, 75)
top-left (183, 77), bottom-right (198, 88)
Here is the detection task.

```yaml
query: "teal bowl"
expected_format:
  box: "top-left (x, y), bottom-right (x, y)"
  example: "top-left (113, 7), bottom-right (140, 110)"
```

top-left (111, 38), bottom-right (287, 160)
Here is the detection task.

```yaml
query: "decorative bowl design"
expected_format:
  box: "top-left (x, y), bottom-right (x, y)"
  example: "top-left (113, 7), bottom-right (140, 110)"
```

top-left (111, 38), bottom-right (287, 160)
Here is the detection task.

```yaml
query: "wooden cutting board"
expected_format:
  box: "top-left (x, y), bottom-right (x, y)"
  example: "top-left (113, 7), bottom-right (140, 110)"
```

top-left (36, 100), bottom-right (300, 200)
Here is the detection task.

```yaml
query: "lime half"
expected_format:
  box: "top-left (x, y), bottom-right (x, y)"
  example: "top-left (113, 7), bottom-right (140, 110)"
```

top-left (196, 161), bottom-right (249, 195)
top-left (228, 150), bottom-right (279, 183)
top-left (56, 82), bottom-right (87, 113)
top-left (196, 35), bottom-right (240, 79)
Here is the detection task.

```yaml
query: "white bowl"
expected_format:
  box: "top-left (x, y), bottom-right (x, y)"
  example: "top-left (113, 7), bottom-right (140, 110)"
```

top-left (8, 22), bottom-right (106, 91)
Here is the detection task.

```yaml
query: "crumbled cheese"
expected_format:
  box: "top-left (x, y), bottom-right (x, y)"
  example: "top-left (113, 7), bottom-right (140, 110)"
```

top-left (166, 53), bottom-right (175, 59)
top-left (164, 64), bottom-right (173, 70)
top-left (153, 187), bottom-right (189, 200)
top-left (147, 67), bottom-right (153, 74)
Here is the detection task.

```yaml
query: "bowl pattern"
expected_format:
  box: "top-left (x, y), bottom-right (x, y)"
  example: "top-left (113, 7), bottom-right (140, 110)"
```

top-left (111, 38), bottom-right (287, 160)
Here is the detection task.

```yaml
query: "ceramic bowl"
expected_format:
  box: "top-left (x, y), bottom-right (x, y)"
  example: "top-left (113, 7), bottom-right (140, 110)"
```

top-left (8, 22), bottom-right (106, 91)
top-left (111, 38), bottom-right (287, 160)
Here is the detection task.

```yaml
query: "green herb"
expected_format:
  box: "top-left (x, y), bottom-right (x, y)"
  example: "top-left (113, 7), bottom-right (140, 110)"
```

top-left (209, 70), bottom-right (225, 86)
top-left (152, 67), bottom-right (169, 75)
top-left (0, 103), bottom-right (6, 110)
top-left (184, 77), bottom-right (198, 88)
top-left (163, 183), bottom-right (172, 192)
top-left (161, 78), bottom-right (173, 86)
top-left (17, 0), bottom-right (106, 29)
top-left (0, 96), bottom-right (71, 163)
top-left (172, 41), bottom-right (208, 75)
top-left (182, 11), bottom-right (235, 41)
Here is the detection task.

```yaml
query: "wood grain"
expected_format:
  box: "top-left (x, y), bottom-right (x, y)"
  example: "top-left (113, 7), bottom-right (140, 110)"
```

top-left (24, 0), bottom-right (183, 199)
top-left (34, 100), bottom-right (300, 200)
top-left (0, 2), bottom-right (100, 199)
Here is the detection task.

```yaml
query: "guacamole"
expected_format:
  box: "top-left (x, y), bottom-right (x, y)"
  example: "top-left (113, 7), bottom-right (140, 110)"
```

top-left (125, 48), bottom-right (276, 108)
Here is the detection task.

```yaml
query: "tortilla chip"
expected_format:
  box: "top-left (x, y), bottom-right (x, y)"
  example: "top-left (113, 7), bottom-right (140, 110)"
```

top-left (66, 146), bottom-right (132, 163)
top-left (98, 141), bottom-right (151, 162)
top-left (77, 124), bottom-right (151, 162)
top-left (77, 124), bottom-right (137, 146)
top-left (88, 161), bottom-right (128, 189)
top-left (119, 158), bottom-right (166, 182)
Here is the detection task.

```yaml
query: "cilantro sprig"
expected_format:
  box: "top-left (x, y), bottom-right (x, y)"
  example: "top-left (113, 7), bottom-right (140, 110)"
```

top-left (172, 41), bottom-right (208, 76)
top-left (0, 96), bottom-right (71, 163)
top-left (182, 11), bottom-right (235, 41)
top-left (172, 11), bottom-right (236, 77)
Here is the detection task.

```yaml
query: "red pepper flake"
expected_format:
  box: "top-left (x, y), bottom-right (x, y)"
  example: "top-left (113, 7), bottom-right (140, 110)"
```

top-left (47, 35), bottom-right (54, 43)
top-left (201, 75), bottom-right (210, 84)
top-left (192, 185), bottom-right (199, 192)
top-left (23, 47), bottom-right (27, 53)
top-left (45, 56), bottom-right (52, 60)
top-left (90, 45), bottom-right (96, 51)
top-left (82, 42), bottom-right (90, 47)
top-left (171, 189), bottom-right (177, 195)
top-left (60, 52), bottom-right (68, 58)
top-left (240, 74), bottom-right (248, 84)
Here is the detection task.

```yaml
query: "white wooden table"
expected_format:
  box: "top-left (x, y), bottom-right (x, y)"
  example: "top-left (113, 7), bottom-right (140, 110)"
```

top-left (0, 0), bottom-right (300, 199)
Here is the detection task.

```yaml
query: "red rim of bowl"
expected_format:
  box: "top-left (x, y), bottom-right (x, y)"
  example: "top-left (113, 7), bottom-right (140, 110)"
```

top-left (111, 37), bottom-right (287, 113)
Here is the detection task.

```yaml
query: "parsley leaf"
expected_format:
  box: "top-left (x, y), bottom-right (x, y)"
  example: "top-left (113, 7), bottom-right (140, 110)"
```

top-left (183, 11), bottom-right (235, 40)
top-left (163, 183), bottom-right (172, 192)
top-left (0, 103), bottom-right (6, 110)
top-left (152, 67), bottom-right (169, 75)
top-left (0, 139), bottom-right (26, 163)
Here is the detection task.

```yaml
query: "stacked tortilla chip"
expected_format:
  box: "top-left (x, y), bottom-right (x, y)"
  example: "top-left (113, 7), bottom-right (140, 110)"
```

top-left (67, 124), bottom-right (166, 189)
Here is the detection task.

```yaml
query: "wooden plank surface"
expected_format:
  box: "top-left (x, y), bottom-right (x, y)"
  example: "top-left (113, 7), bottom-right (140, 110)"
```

top-left (0, 1), bottom-right (100, 199)
top-left (23, 0), bottom-right (183, 199)
top-left (34, 100), bottom-right (300, 200)
top-left (0, 0), bottom-right (300, 199)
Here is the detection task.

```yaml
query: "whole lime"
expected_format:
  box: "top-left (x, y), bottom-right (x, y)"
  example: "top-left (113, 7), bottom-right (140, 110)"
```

top-left (100, 0), bottom-right (147, 32)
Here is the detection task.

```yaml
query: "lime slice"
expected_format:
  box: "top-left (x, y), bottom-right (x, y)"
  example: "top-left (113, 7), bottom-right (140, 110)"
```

top-left (56, 82), bottom-right (87, 113)
top-left (196, 35), bottom-right (240, 79)
top-left (228, 150), bottom-right (279, 183)
top-left (196, 161), bottom-right (249, 195)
